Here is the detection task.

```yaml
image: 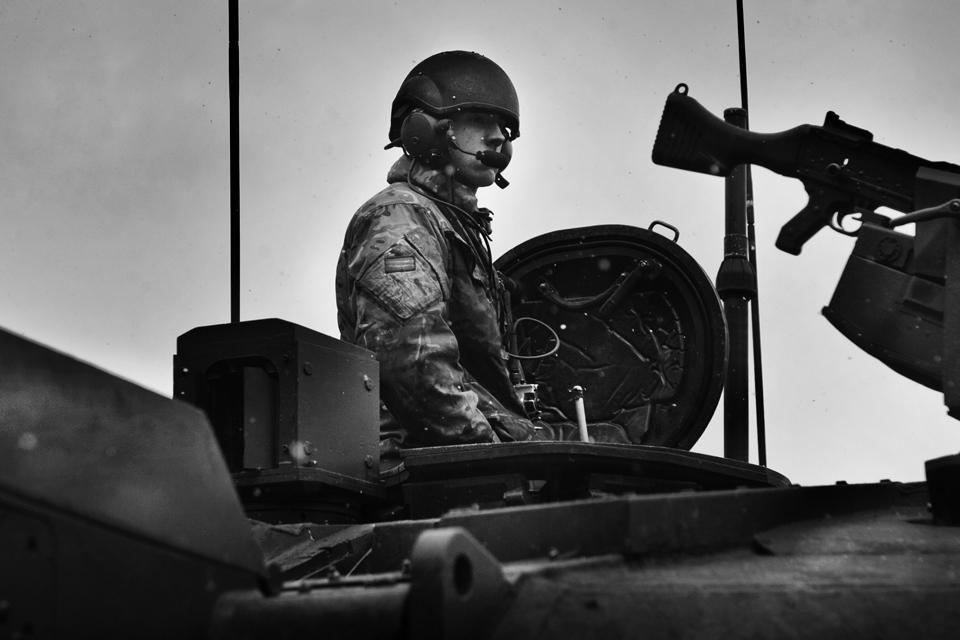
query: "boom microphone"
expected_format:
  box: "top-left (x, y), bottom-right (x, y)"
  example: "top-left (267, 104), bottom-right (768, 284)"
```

top-left (448, 137), bottom-right (511, 170)
top-left (475, 149), bottom-right (510, 169)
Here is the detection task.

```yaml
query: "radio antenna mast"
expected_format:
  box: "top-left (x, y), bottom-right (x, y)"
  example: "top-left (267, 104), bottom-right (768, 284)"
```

top-left (719, 0), bottom-right (766, 466)
top-left (229, 0), bottom-right (240, 323)
top-left (737, 0), bottom-right (768, 466)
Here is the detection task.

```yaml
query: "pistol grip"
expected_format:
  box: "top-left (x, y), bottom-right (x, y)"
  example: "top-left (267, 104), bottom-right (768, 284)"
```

top-left (776, 190), bottom-right (846, 255)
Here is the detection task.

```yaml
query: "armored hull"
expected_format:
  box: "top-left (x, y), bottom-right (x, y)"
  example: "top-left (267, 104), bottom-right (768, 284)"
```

top-left (4, 311), bottom-right (960, 639)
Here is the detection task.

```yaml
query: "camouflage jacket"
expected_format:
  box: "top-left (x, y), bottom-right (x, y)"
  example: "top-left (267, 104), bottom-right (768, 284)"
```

top-left (336, 156), bottom-right (542, 455)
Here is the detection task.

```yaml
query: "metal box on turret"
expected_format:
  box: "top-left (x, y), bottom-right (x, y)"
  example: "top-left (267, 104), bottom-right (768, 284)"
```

top-left (174, 319), bottom-right (381, 522)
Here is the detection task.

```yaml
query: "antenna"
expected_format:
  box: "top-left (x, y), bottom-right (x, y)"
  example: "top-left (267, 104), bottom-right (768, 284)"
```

top-left (718, 0), bottom-right (767, 466)
top-left (229, 0), bottom-right (240, 323)
top-left (736, 0), bottom-right (749, 118)
top-left (737, 0), bottom-right (768, 467)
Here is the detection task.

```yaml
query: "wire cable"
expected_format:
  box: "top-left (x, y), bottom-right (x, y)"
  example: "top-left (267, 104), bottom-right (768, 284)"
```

top-left (503, 316), bottom-right (560, 360)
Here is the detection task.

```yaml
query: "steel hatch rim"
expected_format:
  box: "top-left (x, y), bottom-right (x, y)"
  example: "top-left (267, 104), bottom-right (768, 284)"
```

top-left (401, 441), bottom-right (789, 489)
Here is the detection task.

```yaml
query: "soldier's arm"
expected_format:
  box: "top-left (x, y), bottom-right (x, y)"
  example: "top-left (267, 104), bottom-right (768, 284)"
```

top-left (343, 202), bottom-right (497, 445)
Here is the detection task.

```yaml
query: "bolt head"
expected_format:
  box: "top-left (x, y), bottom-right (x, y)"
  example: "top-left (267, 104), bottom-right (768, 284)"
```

top-left (875, 237), bottom-right (902, 263)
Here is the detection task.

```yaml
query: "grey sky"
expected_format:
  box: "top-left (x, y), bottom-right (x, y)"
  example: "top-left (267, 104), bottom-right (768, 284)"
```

top-left (3, 0), bottom-right (959, 485)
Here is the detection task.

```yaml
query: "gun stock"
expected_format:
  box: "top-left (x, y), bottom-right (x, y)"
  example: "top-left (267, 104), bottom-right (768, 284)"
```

top-left (652, 84), bottom-right (826, 253)
top-left (652, 84), bottom-right (808, 179)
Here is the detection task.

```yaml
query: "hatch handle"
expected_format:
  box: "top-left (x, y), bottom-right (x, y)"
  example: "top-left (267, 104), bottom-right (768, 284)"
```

top-left (649, 220), bottom-right (680, 243)
top-left (537, 260), bottom-right (661, 314)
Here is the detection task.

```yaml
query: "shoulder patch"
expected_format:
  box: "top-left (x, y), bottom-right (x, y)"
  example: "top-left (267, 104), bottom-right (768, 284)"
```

top-left (358, 233), bottom-right (445, 322)
top-left (384, 255), bottom-right (416, 273)
top-left (383, 242), bottom-right (417, 273)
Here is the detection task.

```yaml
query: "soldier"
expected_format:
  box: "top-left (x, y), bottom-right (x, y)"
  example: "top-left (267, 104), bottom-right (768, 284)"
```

top-left (336, 51), bottom-right (546, 459)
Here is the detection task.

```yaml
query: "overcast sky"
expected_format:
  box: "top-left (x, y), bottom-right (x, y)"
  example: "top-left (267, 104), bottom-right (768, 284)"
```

top-left (3, 0), bottom-right (959, 486)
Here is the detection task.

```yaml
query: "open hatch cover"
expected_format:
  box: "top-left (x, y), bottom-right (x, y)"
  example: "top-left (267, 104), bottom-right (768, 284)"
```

top-left (495, 224), bottom-right (726, 450)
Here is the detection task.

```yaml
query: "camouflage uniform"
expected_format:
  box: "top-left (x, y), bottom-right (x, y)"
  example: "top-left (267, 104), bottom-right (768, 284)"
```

top-left (336, 156), bottom-right (543, 457)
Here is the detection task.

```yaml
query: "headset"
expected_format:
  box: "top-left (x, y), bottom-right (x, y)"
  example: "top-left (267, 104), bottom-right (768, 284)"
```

top-left (399, 111), bottom-right (513, 188)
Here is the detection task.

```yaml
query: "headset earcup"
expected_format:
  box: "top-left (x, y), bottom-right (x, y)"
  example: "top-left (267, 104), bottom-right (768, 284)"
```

top-left (400, 113), bottom-right (448, 164)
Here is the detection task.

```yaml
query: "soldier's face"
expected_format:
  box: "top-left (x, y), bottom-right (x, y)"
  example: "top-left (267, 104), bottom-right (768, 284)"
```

top-left (448, 111), bottom-right (506, 190)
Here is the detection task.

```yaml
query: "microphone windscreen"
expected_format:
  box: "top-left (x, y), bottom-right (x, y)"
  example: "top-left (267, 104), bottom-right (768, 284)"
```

top-left (476, 150), bottom-right (510, 170)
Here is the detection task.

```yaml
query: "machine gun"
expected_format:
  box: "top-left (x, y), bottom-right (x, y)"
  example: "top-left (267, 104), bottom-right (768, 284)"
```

top-left (651, 83), bottom-right (960, 419)
top-left (652, 83), bottom-right (960, 255)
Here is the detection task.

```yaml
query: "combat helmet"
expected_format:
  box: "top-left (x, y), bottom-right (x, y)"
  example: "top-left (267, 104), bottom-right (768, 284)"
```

top-left (387, 51), bottom-right (520, 148)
